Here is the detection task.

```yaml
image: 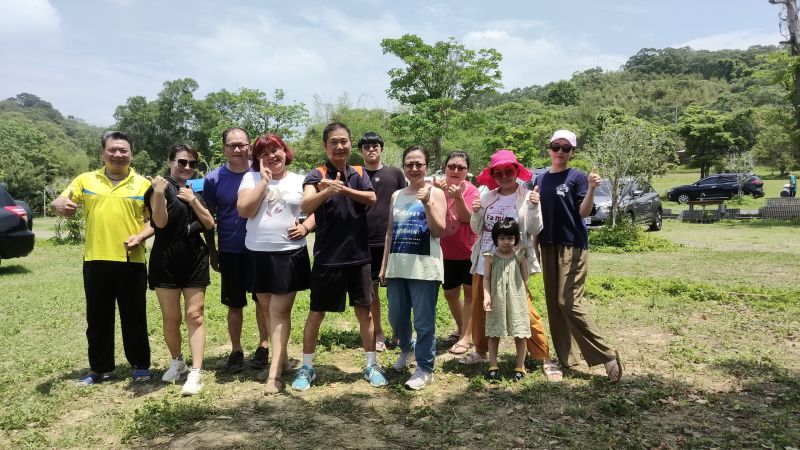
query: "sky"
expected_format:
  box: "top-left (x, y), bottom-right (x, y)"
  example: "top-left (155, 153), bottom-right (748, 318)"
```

top-left (0, 0), bottom-right (787, 126)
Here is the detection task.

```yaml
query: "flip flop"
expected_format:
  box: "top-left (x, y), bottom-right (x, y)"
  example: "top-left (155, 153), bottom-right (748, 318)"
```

top-left (541, 361), bottom-right (563, 382)
top-left (458, 352), bottom-right (488, 365)
top-left (375, 340), bottom-right (387, 352)
top-left (132, 369), bottom-right (152, 382)
top-left (607, 351), bottom-right (623, 382)
top-left (448, 342), bottom-right (469, 355)
top-left (77, 372), bottom-right (108, 386)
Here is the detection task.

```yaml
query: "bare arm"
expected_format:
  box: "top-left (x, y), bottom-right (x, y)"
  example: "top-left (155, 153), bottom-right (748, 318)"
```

top-left (579, 169), bottom-right (600, 218)
top-left (451, 182), bottom-right (472, 222)
top-left (379, 194), bottom-right (396, 284)
top-left (470, 195), bottom-right (485, 234)
top-left (482, 256), bottom-right (493, 311)
top-left (149, 176), bottom-right (169, 229)
top-left (238, 170), bottom-right (270, 218)
top-left (424, 188), bottom-right (447, 237)
top-left (51, 190), bottom-right (78, 217)
top-left (179, 188), bottom-right (215, 230)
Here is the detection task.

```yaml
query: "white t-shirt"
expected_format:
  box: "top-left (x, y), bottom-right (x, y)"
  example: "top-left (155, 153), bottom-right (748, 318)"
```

top-left (238, 171), bottom-right (306, 252)
top-left (476, 193), bottom-right (517, 275)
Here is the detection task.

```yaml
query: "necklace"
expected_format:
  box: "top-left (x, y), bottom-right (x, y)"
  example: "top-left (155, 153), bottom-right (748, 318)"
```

top-left (105, 169), bottom-right (128, 181)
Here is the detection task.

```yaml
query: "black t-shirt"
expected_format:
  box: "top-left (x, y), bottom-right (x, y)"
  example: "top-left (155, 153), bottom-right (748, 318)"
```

top-left (365, 165), bottom-right (407, 247)
top-left (144, 176), bottom-right (207, 250)
top-left (535, 168), bottom-right (590, 249)
top-left (303, 161), bottom-right (374, 267)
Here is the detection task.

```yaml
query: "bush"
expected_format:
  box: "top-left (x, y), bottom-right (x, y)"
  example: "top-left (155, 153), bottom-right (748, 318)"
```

top-left (589, 221), bottom-right (679, 253)
top-left (50, 209), bottom-right (84, 244)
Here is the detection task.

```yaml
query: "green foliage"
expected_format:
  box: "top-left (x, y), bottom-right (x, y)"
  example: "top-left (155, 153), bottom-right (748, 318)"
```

top-left (623, 46), bottom-right (775, 80)
top-left (589, 221), bottom-right (679, 253)
top-left (50, 208), bottom-right (85, 244)
top-left (544, 80), bottom-right (581, 106)
top-left (122, 397), bottom-right (216, 442)
top-left (751, 107), bottom-right (798, 174)
top-left (677, 106), bottom-right (756, 178)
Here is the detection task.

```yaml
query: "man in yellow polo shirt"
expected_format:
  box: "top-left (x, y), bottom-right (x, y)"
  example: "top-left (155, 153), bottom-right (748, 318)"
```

top-left (52, 131), bottom-right (154, 385)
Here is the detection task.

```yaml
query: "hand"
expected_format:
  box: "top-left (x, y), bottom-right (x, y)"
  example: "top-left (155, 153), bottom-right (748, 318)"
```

top-left (378, 266), bottom-right (386, 286)
top-left (319, 172), bottom-right (344, 196)
top-left (432, 176), bottom-right (447, 192)
top-left (529, 185), bottom-right (540, 205)
top-left (123, 234), bottom-right (143, 251)
top-left (447, 181), bottom-right (466, 199)
top-left (483, 297), bottom-right (492, 312)
top-left (177, 187), bottom-right (196, 204)
top-left (259, 164), bottom-right (273, 185)
top-left (209, 250), bottom-right (220, 272)
top-left (588, 167), bottom-right (601, 189)
top-left (152, 176), bottom-right (168, 194)
top-left (417, 183), bottom-right (432, 204)
top-left (471, 197), bottom-right (482, 212)
top-left (53, 190), bottom-right (78, 216)
top-left (287, 218), bottom-right (307, 240)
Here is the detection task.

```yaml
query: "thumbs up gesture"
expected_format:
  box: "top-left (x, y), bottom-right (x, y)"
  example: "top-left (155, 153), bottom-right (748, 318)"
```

top-left (320, 171), bottom-right (344, 196)
top-left (471, 196), bottom-right (482, 212)
top-left (417, 182), bottom-right (432, 204)
top-left (152, 175), bottom-right (168, 194)
top-left (529, 184), bottom-right (540, 205)
top-left (432, 176), bottom-right (447, 192)
top-left (53, 189), bottom-right (79, 216)
top-left (447, 180), bottom-right (466, 199)
top-left (588, 166), bottom-right (601, 189)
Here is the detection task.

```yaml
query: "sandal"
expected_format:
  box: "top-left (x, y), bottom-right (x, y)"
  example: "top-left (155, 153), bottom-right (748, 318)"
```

top-left (448, 341), bottom-right (469, 355)
top-left (606, 351), bottom-right (624, 382)
top-left (542, 361), bottom-right (563, 382)
top-left (375, 340), bottom-right (387, 352)
top-left (486, 367), bottom-right (501, 382)
top-left (77, 372), bottom-right (108, 386)
top-left (458, 352), bottom-right (488, 365)
top-left (132, 369), bottom-right (152, 382)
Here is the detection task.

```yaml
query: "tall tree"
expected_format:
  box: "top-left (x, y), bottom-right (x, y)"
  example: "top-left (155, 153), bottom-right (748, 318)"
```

top-left (381, 34), bottom-right (502, 167)
top-left (769, 0), bottom-right (800, 129)
top-left (678, 106), bottom-right (754, 178)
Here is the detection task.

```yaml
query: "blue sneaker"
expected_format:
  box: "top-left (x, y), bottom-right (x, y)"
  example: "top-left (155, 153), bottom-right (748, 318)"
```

top-left (364, 364), bottom-right (388, 387)
top-left (291, 365), bottom-right (316, 391)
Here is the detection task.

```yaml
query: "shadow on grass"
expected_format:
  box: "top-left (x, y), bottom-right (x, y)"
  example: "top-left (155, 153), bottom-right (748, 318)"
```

top-left (36, 366), bottom-right (169, 397)
top-left (0, 264), bottom-right (31, 275)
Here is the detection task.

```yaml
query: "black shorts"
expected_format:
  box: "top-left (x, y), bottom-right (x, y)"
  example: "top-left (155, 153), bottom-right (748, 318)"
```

top-left (249, 246), bottom-right (311, 294)
top-left (310, 263), bottom-right (372, 312)
top-left (442, 259), bottom-right (473, 290)
top-left (148, 239), bottom-right (210, 290)
top-left (369, 246), bottom-right (386, 283)
top-left (219, 251), bottom-right (254, 308)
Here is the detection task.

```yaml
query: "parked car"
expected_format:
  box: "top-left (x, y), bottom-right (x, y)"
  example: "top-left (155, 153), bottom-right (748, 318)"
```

top-left (586, 179), bottom-right (663, 231)
top-left (0, 183), bottom-right (35, 264)
top-left (667, 173), bottom-right (764, 204)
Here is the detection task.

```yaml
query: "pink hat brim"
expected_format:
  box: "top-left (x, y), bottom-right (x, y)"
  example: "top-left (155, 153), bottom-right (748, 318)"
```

top-left (476, 163), bottom-right (532, 190)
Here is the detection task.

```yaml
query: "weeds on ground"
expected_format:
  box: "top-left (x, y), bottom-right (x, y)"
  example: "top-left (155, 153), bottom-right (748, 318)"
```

top-left (589, 222), bottom-right (680, 253)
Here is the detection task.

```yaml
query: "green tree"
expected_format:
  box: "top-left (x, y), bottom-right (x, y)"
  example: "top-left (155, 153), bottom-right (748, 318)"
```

top-left (677, 106), bottom-right (754, 178)
top-left (584, 117), bottom-right (675, 226)
top-left (752, 107), bottom-right (798, 174)
top-left (544, 80), bottom-right (581, 106)
top-left (381, 34), bottom-right (502, 167)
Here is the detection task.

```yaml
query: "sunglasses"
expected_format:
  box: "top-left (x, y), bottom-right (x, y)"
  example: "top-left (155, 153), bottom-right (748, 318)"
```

top-left (403, 162), bottom-right (426, 169)
top-left (549, 143), bottom-right (574, 153)
top-left (492, 167), bottom-right (517, 178)
top-left (174, 158), bottom-right (199, 169)
top-left (446, 164), bottom-right (468, 172)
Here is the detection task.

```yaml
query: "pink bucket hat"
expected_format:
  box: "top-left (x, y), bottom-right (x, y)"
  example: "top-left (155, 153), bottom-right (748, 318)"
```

top-left (476, 149), bottom-right (532, 190)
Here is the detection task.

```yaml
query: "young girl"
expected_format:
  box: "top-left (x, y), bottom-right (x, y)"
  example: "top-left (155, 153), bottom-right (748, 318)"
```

top-left (482, 217), bottom-right (531, 382)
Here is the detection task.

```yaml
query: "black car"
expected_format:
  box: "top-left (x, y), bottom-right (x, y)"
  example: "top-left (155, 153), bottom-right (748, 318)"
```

top-left (0, 184), bottom-right (34, 264)
top-left (586, 179), bottom-right (663, 231)
top-left (667, 173), bottom-right (764, 204)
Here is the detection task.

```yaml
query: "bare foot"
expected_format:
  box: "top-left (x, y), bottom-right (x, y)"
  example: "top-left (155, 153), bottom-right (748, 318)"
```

top-left (542, 359), bottom-right (563, 382)
top-left (604, 351), bottom-right (623, 382)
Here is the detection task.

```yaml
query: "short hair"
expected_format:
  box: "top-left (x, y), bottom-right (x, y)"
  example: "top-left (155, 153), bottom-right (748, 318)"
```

top-left (322, 122), bottom-right (351, 143)
top-left (251, 133), bottom-right (294, 172)
top-left (222, 127), bottom-right (250, 144)
top-left (101, 131), bottom-right (132, 150)
top-left (491, 217), bottom-right (521, 246)
top-left (168, 143), bottom-right (199, 161)
top-left (444, 150), bottom-right (470, 170)
top-left (357, 132), bottom-right (384, 149)
top-left (402, 145), bottom-right (430, 164)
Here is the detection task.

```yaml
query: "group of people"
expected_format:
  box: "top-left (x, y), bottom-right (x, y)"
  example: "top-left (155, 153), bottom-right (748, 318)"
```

top-left (51, 123), bottom-right (623, 395)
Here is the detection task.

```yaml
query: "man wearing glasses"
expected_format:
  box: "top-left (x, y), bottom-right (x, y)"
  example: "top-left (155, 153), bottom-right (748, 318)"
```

top-left (358, 132), bottom-right (406, 352)
top-left (202, 127), bottom-right (270, 374)
top-left (51, 131), bottom-right (154, 385)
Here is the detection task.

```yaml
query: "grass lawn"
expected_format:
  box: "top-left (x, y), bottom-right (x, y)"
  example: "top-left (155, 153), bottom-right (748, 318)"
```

top-left (0, 217), bottom-right (798, 448)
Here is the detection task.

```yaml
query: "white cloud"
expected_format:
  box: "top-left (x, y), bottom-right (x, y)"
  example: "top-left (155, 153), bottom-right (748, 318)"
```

top-left (676, 29), bottom-right (782, 51)
top-left (463, 28), bottom-right (627, 90)
top-left (0, 0), bottom-right (60, 38)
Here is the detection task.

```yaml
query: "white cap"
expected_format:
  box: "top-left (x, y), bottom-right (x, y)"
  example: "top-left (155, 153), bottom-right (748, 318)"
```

top-left (549, 129), bottom-right (577, 147)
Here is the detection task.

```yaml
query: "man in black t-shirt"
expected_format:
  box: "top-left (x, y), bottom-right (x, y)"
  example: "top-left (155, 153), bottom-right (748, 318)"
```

top-left (358, 132), bottom-right (407, 351)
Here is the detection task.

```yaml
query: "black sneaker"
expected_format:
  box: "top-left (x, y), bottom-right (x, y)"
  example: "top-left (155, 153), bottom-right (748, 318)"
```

top-left (486, 367), bottom-right (501, 382)
top-left (249, 347), bottom-right (269, 370)
top-left (225, 350), bottom-right (245, 373)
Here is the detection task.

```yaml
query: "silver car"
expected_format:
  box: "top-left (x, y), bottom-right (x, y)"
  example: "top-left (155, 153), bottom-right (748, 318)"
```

top-left (586, 179), bottom-right (662, 231)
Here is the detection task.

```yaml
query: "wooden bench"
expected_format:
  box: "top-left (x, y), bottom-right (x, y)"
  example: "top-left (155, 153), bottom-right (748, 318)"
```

top-left (685, 199), bottom-right (726, 223)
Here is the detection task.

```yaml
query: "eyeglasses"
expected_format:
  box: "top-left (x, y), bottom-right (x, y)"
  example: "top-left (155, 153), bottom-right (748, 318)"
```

top-left (362, 144), bottom-right (381, 150)
top-left (446, 164), bottom-right (468, 172)
top-left (403, 162), bottom-right (426, 169)
top-left (174, 159), bottom-right (199, 169)
top-left (225, 143), bottom-right (249, 150)
top-left (492, 167), bottom-right (517, 178)
top-left (549, 143), bottom-right (574, 153)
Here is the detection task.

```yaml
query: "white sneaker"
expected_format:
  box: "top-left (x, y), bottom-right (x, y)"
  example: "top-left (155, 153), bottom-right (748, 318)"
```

top-left (181, 369), bottom-right (203, 396)
top-left (161, 358), bottom-right (188, 383)
top-left (404, 367), bottom-right (432, 390)
top-left (392, 350), bottom-right (416, 371)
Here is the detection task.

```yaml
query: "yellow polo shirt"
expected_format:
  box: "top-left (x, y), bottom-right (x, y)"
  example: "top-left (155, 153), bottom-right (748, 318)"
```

top-left (60, 168), bottom-right (151, 263)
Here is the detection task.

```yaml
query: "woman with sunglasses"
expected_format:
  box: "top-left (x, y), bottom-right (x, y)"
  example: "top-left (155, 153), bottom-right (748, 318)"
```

top-left (380, 145), bottom-right (446, 390)
top-left (145, 144), bottom-right (215, 395)
top-left (535, 130), bottom-right (623, 382)
top-left (461, 149), bottom-right (562, 382)
top-left (433, 151), bottom-right (479, 355)
top-left (237, 133), bottom-right (315, 394)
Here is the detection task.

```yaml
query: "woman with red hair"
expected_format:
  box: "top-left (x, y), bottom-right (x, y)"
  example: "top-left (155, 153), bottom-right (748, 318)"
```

top-left (237, 133), bottom-right (316, 393)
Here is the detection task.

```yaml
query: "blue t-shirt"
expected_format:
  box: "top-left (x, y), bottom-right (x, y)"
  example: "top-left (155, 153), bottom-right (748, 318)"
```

top-left (535, 168), bottom-right (590, 250)
top-left (202, 165), bottom-right (250, 254)
top-left (303, 161), bottom-right (374, 267)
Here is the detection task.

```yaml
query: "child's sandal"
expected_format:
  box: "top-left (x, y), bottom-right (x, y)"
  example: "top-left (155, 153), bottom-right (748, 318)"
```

top-left (513, 368), bottom-right (526, 382)
top-left (485, 367), bottom-right (501, 382)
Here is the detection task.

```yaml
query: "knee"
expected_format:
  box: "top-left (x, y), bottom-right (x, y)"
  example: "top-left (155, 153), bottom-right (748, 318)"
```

top-left (163, 317), bottom-right (181, 333)
top-left (186, 307), bottom-right (205, 326)
top-left (354, 306), bottom-right (371, 322)
top-left (307, 311), bottom-right (325, 325)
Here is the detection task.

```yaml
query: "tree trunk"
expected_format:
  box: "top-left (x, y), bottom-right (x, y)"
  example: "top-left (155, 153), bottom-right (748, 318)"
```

top-left (433, 137), bottom-right (443, 173)
top-left (770, 0), bottom-right (800, 128)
